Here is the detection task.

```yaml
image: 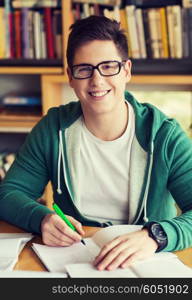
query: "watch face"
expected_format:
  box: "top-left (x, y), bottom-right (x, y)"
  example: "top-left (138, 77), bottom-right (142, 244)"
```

top-left (151, 223), bottom-right (167, 242)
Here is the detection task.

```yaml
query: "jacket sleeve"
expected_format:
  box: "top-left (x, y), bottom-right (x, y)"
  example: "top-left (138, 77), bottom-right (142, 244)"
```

top-left (159, 121), bottom-right (192, 251)
top-left (0, 115), bottom-right (53, 234)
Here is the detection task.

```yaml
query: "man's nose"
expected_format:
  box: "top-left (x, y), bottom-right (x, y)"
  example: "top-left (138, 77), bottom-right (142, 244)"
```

top-left (90, 68), bottom-right (104, 83)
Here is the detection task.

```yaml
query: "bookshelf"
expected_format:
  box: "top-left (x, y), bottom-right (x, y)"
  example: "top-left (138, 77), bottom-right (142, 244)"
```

top-left (0, 0), bottom-right (192, 208)
top-left (0, 0), bottom-right (191, 130)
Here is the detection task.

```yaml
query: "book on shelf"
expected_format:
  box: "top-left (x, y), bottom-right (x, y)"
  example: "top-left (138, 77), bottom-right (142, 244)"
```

top-left (119, 8), bottom-right (131, 57)
top-left (0, 7), bottom-right (6, 59)
top-left (44, 7), bottom-right (55, 59)
top-left (82, 2), bottom-right (90, 18)
top-left (142, 8), bottom-right (152, 58)
top-left (9, 10), bottom-right (14, 58)
top-left (166, 5), bottom-right (183, 59)
top-left (14, 10), bottom-right (22, 58)
top-left (125, 5), bottom-right (140, 58)
top-left (182, 8), bottom-right (190, 57)
top-left (72, 2), bottom-right (81, 20)
top-left (93, 3), bottom-right (100, 15)
top-left (113, 5), bottom-right (120, 22)
top-left (0, 95), bottom-right (41, 106)
top-left (103, 7), bottom-right (112, 19)
top-left (159, 7), bottom-right (169, 58)
top-left (166, 6), bottom-right (175, 58)
top-left (188, 8), bottom-right (192, 56)
top-left (172, 5), bottom-right (183, 59)
top-left (52, 9), bottom-right (62, 59)
top-left (147, 8), bottom-right (161, 59)
top-left (22, 8), bottom-right (30, 58)
top-left (4, 0), bottom-right (11, 58)
top-left (12, 0), bottom-right (60, 8)
top-left (33, 10), bottom-right (42, 59)
top-left (182, 0), bottom-right (192, 7)
top-left (72, 0), bottom-right (121, 6)
top-left (135, 8), bottom-right (147, 58)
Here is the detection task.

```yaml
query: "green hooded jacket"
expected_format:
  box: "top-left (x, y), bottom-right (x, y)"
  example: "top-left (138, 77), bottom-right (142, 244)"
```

top-left (0, 91), bottom-right (192, 252)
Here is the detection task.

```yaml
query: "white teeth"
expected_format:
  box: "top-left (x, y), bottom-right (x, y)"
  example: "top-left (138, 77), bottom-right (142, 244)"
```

top-left (90, 90), bottom-right (109, 97)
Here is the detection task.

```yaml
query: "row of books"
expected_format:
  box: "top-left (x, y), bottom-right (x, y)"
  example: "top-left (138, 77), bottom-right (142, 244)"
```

top-left (72, 0), bottom-right (191, 8)
top-left (72, 3), bottom-right (192, 59)
top-left (0, 3), bottom-right (62, 59)
top-left (0, 95), bottom-right (42, 119)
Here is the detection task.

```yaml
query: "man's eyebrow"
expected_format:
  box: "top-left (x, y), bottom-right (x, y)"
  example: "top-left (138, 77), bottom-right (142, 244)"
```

top-left (73, 61), bottom-right (116, 67)
top-left (73, 63), bottom-right (93, 66)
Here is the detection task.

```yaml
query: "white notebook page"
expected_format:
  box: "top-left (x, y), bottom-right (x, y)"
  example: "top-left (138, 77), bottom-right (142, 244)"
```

top-left (0, 233), bottom-right (33, 271)
top-left (32, 242), bottom-right (94, 273)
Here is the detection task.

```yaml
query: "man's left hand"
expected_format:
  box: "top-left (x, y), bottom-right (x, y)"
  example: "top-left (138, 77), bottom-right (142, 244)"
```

top-left (93, 229), bottom-right (158, 271)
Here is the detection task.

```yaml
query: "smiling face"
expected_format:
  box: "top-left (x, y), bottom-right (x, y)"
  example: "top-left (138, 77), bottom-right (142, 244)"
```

top-left (67, 40), bottom-right (131, 118)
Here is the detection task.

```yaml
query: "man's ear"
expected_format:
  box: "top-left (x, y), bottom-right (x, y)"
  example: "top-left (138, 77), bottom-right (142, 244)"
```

top-left (67, 67), bottom-right (73, 88)
top-left (124, 59), bottom-right (132, 82)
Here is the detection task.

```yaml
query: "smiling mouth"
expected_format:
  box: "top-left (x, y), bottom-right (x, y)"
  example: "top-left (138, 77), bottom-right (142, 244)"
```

top-left (88, 90), bottom-right (111, 97)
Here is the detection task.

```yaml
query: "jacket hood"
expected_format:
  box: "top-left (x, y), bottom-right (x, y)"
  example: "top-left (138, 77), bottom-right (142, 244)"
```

top-left (124, 91), bottom-right (171, 151)
top-left (58, 101), bottom-right (82, 130)
top-left (57, 91), bottom-right (172, 151)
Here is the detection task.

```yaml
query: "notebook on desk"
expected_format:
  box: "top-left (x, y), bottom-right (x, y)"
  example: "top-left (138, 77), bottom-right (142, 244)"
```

top-left (32, 225), bottom-right (192, 278)
top-left (0, 233), bottom-right (33, 271)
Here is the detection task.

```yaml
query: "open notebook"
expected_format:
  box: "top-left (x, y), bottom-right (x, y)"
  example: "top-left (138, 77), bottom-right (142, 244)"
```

top-left (0, 233), bottom-right (33, 271)
top-left (32, 225), bottom-right (192, 278)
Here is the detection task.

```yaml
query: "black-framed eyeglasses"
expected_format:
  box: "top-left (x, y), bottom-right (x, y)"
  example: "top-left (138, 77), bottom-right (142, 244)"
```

top-left (71, 60), bottom-right (127, 79)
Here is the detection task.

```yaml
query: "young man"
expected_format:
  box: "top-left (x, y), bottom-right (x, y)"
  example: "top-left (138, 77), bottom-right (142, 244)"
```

top-left (0, 16), bottom-right (192, 271)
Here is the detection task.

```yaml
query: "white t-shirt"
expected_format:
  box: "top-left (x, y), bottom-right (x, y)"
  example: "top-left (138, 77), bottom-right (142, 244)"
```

top-left (79, 102), bottom-right (135, 224)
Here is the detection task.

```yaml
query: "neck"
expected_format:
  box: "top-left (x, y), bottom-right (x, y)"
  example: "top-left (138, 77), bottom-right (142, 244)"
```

top-left (82, 101), bottom-right (128, 141)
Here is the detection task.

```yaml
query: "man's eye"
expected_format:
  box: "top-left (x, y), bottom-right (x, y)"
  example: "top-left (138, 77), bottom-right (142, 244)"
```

top-left (102, 64), bottom-right (112, 69)
top-left (79, 67), bottom-right (91, 72)
top-left (102, 63), bottom-right (117, 70)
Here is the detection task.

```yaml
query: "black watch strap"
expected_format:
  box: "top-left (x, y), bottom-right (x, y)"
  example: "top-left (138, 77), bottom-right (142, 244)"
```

top-left (143, 222), bottom-right (168, 252)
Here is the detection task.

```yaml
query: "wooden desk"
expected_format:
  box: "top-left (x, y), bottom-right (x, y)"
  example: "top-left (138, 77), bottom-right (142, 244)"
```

top-left (0, 220), bottom-right (192, 271)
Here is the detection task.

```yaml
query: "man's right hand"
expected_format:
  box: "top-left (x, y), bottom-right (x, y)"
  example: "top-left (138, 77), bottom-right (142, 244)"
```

top-left (41, 213), bottom-right (85, 246)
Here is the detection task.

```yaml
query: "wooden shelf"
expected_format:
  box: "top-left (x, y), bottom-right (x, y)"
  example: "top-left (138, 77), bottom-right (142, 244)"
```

top-left (130, 75), bottom-right (192, 85)
top-left (0, 114), bottom-right (41, 131)
top-left (132, 59), bottom-right (192, 75)
top-left (0, 67), bottom-right (63, 74)
top-left (0, 59), bottom-right (62, 66)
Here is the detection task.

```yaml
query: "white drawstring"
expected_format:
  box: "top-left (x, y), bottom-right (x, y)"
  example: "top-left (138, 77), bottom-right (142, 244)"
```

top-left (133, 142), bottom-right (154, 224)
top-left (143, 142), bottom-right (154, 223)
top-left (57, 130), bottom-right (63, 194)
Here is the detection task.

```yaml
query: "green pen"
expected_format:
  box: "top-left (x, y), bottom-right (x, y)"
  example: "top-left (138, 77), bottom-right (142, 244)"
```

top-left (53, 203), bottom-right (85, 245)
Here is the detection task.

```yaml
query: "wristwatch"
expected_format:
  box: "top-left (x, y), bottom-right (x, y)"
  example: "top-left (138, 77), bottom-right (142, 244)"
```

top-left (143, 222), bottom-right (168, 252)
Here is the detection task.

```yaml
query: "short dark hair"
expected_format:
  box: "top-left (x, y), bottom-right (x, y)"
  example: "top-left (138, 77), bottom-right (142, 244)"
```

top-left (66, 16), bottom-right (128, 69)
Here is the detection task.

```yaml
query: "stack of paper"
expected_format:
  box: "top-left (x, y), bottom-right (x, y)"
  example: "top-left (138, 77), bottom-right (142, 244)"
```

top-left (0, 233), bottom-right (33, 271)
